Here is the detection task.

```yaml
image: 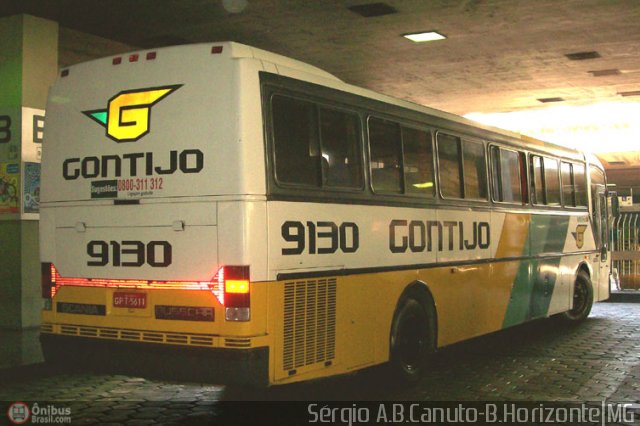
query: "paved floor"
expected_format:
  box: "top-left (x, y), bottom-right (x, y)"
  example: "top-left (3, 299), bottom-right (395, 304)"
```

top-left (0, 303), bottom-right (639, 425)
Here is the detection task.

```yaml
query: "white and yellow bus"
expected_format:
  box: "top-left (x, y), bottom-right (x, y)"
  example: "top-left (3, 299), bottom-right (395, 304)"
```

top-left (40, 42), bottom-right (612, 386)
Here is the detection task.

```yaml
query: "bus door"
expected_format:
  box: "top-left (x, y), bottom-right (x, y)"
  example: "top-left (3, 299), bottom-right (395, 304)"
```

top-left (591, 183), bottom-right (610, 300)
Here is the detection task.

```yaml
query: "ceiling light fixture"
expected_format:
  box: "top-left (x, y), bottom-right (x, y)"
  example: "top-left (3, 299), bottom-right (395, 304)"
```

top-left (589, 69), bottom-right (621, 77)
top-left (537, 97), bottom-right (565, 103)
top-left (348, 2), bottom-right (397, 17)
top-left (565, 51), bottom-right (601, 61)
top-left (619, 90), bottom-right (640, 97)
top-left (403, 31), bottom-right (446, 43)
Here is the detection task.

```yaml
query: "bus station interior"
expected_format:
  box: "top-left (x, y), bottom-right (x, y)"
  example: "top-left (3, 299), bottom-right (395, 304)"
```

top-left (1, 0), bottom-right (640, 413)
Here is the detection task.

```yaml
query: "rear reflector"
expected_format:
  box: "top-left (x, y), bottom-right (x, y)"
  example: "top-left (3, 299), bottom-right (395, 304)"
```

top-left (129, 54), bottom-right (139, 62)
top-left (60, 69), bottom-right (69, 77)
top-left (49, 265), bottom-right (212, 291)
top-left (211, 45), bottom-right (224, 54)
top-left (42, 263), bottom-right (251, 322)
top-left (146, 51), bottom-right (157, 60)
top-left (112, 57), bottom-right (122, 65)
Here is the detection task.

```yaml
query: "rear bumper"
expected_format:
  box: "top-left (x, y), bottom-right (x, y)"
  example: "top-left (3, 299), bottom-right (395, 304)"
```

top-left (40, 332), bottom-right (269, 387)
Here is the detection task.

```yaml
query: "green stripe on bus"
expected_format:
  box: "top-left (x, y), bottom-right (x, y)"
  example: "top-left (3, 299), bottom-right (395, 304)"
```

top-left (503, 215), bottom-right (570, 327)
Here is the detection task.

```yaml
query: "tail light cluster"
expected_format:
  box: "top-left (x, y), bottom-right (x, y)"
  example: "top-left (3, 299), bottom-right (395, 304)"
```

top-left (213, 266), bottom-right (251, 322)
top-left (40, 263), bottom-right (251, 322)
top-left (41, 263), bottom-right (58, 299)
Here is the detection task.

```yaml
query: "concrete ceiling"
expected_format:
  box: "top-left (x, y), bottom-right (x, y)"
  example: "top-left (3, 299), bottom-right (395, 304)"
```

top-left (3, 0), bottom-right (640, 187)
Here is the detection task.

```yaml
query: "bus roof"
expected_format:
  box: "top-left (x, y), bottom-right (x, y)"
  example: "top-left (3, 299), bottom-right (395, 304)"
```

top-left (234, 41), bottom-right (585, 161)
top-left (61, 41), bottom-right (586, 162)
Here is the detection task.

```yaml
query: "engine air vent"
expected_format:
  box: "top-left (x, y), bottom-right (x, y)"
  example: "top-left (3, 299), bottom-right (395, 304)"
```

top-left (283, 278), bottom-right (337, 371)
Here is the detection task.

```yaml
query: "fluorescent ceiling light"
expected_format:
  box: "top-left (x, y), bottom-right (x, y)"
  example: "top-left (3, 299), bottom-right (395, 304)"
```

top-left (464, 102), bottom-right (640, 154)
top-left (403, 31), bottom-right (446, 43)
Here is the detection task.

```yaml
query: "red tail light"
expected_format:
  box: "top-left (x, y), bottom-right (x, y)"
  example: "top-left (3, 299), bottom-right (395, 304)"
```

top-left (43, 263), bottom-right (251, 321)
top-left (213, 266), bottom-right (251, 321)
top-left (41, 263), bottom-right (58, 299)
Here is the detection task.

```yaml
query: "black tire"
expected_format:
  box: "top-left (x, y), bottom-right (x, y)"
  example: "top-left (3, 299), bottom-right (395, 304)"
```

top-left (560, 271), bottom-right (593, 322)
top-left (388, 297), bottom-right (435, 384)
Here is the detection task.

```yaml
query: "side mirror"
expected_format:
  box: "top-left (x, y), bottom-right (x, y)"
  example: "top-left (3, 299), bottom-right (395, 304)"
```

top-left (609, 191), bottom-right (619, 217)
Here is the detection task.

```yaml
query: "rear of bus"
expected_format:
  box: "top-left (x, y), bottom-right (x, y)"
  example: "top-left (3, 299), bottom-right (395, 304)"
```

top-left (39, 43), bottom-right (271, 385)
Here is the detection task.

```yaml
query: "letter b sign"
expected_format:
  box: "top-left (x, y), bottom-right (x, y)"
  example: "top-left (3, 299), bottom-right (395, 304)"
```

top-left (0, 115), bottom-right (11, 144)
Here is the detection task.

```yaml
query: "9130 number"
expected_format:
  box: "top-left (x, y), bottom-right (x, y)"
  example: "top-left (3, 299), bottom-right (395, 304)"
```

top-left (281, 221), bottom-right (359, 255)
top-left (87, 240), bottom-right (172, 267)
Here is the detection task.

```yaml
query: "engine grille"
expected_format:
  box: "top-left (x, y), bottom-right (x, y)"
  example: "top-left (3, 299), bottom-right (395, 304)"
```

top-left (283, 278), bottom-right (336, 371)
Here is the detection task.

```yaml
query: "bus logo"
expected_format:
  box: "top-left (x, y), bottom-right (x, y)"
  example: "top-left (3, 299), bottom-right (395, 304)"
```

top-left (83, 85), bottom-right (182, 143)
top-left (572, 224), bottom-right (588, 249)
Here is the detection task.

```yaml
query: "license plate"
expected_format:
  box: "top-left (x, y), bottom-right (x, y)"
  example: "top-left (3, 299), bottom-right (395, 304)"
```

top-left (113, 292), bottom-right (147, 309)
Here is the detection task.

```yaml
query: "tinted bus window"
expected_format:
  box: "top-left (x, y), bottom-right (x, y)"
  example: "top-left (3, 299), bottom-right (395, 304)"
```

top-left (531, 155), bottom-right (545, 205)
top-left (491, 146), bottom-right (523, 203)
top-left (462, 139), bottom-right (487, 200)
top-left (574, 164), bottom-right (587, 206)
top-left (437, 133), bottom-right (463, 198)
top-left (403, 127), bottom-right (434, 196)
top-left (272, 95), bottom-right (320, 186)
top-left (544, 157), bottom-right (561, 205)
top-left (319, 107), bottom-right (362, 188)
top-left (369, 118), bottom-right (402, 193)
top-left (561, 161), bottom-right (575, 207)
top-left (271, 95), bottom-right (362, 189)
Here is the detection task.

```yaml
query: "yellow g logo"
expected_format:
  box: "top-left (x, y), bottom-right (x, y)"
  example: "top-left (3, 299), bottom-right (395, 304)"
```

top-left (572, 224), bottom-right (588, 249)
top-left (83, 85), bottom-right (181, 142)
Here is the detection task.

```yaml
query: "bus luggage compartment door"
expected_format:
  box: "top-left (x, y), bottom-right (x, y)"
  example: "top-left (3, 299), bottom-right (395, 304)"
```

top-left (46, 202), bottom-right (218, 282)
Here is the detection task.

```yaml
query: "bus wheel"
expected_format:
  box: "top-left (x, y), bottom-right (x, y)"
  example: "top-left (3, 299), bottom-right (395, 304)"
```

top-left (388, 297), bottom-right (434, 384)
top-left (561, 271), bottom-right (593, 322)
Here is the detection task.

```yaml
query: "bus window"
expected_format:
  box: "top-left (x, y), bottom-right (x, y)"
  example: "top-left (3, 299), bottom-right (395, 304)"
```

top-left (531, 155), bottom-right (545, 205)
top-left (543, 157), bottom-right (561, 205)
top-left (574, 163), bottom-right (587, 206)
top-left (271, 95), bottom-right (362, 189)
top-left (561, 161), bottom-right (575, 207)
top-left (272, 95), bottom-right (320, 186)
top-left (462, 139), bottom-right (487, 200)
top-left (491, 146), bottom-right (523, 203)
top-left (319, 107), bottom-right (363, 188)
top-left (436, 133), bottom-right (463, 198)
top-left (402, 127), bottom-right (434, 196)
top-left (368, 117), bottom-right (402, 193)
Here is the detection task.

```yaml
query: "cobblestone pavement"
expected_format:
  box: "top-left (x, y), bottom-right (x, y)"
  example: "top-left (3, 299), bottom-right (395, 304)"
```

top-left (0, 303), bottom-right (639, 425)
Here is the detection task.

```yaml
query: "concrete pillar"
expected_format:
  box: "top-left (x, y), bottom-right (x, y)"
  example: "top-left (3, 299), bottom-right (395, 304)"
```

top-left (0, 15), bottom-right (58, 329)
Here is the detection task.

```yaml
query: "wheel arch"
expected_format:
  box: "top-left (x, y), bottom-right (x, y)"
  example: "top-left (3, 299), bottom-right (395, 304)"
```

top-left (577, 261), bottom-right (592, 280)
top-left (390, 280), bottom-right (439, 354)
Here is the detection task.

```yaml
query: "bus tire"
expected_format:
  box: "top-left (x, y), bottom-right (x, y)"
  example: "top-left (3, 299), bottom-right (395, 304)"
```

top-left (560, 271), bottom-right (593, 322)
top-left (388, 296), bottom-right (435, 384)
